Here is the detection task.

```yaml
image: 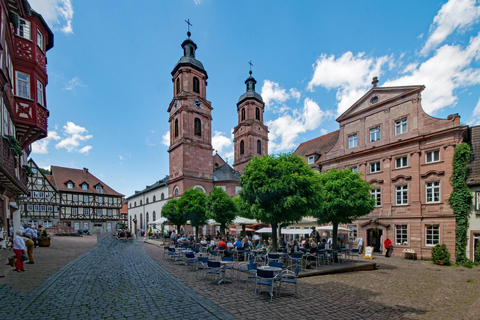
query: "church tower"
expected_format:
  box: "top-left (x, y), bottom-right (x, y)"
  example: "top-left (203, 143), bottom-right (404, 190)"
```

top-left (233, 69), bottom-right (269, 174)
top-left (167, 30), bottom-right (214, 197)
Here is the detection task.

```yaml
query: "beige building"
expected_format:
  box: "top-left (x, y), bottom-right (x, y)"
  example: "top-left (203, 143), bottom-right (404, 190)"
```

top-left (466, 126), bottom-right (480, 261)
top-left (295, 79), bottom-right (466, 260)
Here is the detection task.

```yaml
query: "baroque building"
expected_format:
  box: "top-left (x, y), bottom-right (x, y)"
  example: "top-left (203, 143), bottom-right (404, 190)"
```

top-left (295, 79), bottom-right (466, 260)
top-left (0, 0), bottom-right (53, 249)
top-left (20, 160), bottom-right (124, 233)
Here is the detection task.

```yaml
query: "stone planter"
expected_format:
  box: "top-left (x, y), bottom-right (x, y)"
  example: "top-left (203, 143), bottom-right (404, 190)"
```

top-left (38, 239), bottom-right (51, 247)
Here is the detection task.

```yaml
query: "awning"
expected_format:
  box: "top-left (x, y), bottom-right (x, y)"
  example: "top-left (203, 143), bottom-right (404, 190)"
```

top-left (233, 217), bottom-right (258, 224)
top-left (316, 226), bottom-right (350, 231)
top-left (149, 217), bottom-right (168, 225)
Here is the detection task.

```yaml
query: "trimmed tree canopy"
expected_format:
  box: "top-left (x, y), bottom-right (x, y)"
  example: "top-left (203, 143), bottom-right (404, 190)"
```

top-left (177, 188), bottom-right (208, 237)
top-left (207, 187), bottom-right (237, 237)
top-left (240, 153), bottom-right (320, 250)
top-left (312, 168), bottom-right (375, 249)
top-left (161, 198), bottom-right (185, 233)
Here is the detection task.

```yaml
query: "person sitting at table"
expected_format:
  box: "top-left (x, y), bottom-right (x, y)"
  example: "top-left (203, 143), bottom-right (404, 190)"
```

top-left (305, 243), bottom-right (319, 269)
top-left (200, 236), bottom-right (207, 245)
top-left (234, 238), bottom-right (243, 249)
top-left (289, 239), bottom-right (300, 253)
top-left (304, 238), bottom-right (312, 250)
top-left (242, 237), bottom-right (250, 250)
top-left (265, 240), bottom-right (274, 254)
top-left (227, 239), bottom-right (234, 249)
top-left (318, 239), bottom-right (326, 250)
top-left (256, 239), bottom-right (264, 249)
top-left (218, 237), bottom-right (228, 252)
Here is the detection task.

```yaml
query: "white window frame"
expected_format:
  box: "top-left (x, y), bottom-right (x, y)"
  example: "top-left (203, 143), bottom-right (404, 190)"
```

top-left (67, 182), bottom-right (73, 189)
top-left (38, 192), bottom-right (44, 198)
top-left (54, 206), bottom-right (59, 212)
top-left (17, 17), bottom-right (31, 40)
top-left (108, 197), bottom-right (113, 204)
top-left (84, 208), bottom-right (90, 215)
top-left (395, 118), bottom-right (408, 135)
top-left (73, 194), bottom-right (78, 202)
top-left (40, 205), bottom-right (46, 212)
top-left (107, 209), bottom-right (113, 216)
top-left (96, 185), bottom-right (103, 194)
top-left (45, 192), bottom-right (51, 199)
top-left (43, 220), bottom-right (53, 228)
top-left (425, 150), bottom-right (440, 164)
top-left (426, 181), bottom-right (440, 203)
top-left (33, 191), bottom-right (40, 198)
top-left (370, 188), bottom-right (381, 207)
top-left (37, 29), bottom-right (44, 51)
top-left (348, 134), bottom-right (358, 148)
top-left (396, 185), bottom-right (408, 205)
top-left (46, 205), bottom-right (53, 211)
top-left (351, 167), bottom-right (358, 173)
top-left (98, 196), bottom-right (103, 204)
top-left (395, 225), bottom-right (408, 245)
top-left (37, 80), bottom-right (44, 106)
top-left (27, 204), bottom-right (33, 211)
top-left (370, 127), bottom-right (380, 142)
top-left (370, 162), bottom-right (381, 173)
top-left (308, 155), bottom-right (315, 165)
top-left (34, 204), bottom-right (39, 211)
top-left (72, 207), bottom-right (78, 216)
top-left (97, 209), bottom-right (103, 216)
top-left (15, 71), bottom-right (30, 99)
top-left (82, 183), bottom-right (88, 191)
top-left (425, 225), bottom-right (440, 246)
top-left (83, 195), bottom-right (89, 203)
top-left (395, 156), bottom-right (408, 169)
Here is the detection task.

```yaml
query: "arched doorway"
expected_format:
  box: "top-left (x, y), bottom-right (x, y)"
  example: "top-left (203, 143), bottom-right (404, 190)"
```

top-left (367, 228), bottom-right (383, 252)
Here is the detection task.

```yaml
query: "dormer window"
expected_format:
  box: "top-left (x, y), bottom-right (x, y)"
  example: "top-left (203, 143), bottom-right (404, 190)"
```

top-left (67, 182), bottom-right (73, 189)
top-left (81, 183), bottom-right (88, 191)
top-left (308, 155), bottom-right (315, 165)
top-left (96, 185), bottom-right (103, 194)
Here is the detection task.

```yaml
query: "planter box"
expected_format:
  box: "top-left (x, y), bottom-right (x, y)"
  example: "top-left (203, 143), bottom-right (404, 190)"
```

top-left (38, 239), bottom-right (51, 247)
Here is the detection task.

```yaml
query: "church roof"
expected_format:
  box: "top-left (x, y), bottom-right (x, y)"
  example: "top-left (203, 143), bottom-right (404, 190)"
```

top-left (213, 163), bottom-right (240, 182)
top-left (238, 91), bottom-right (264, 104)
top-left (127, 176), bottom-right (169, 199)
top-left (172, 55), bottom-right (206, 75)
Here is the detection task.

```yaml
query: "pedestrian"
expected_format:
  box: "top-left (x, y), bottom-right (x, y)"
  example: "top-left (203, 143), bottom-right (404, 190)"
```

top-left (384, 238), bottom-right (392, 257)
top-left (32, 225), bottom-right (38, 247)
top-left (21, 234), bottom-right (35, 264)
top-left (12, 231), bottom-right (26, 272)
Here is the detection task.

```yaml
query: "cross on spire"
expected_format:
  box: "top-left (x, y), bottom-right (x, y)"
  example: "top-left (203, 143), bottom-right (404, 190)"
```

top-left (185, 19), bottom-right (192, 36)
top-left (248, 60), bottom-right (253, 75)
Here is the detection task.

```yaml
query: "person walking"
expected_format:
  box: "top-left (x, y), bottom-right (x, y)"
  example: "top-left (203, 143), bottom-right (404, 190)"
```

top-left (12, 231), bottom-right (26, 272)
top-left (22, 234), bottom-right (35, 264)
top-left (384, 238), bottom-right (392, 257)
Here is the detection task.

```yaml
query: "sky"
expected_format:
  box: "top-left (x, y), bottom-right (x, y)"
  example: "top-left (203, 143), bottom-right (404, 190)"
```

top-left (27, 0), bottom-right (480, 198)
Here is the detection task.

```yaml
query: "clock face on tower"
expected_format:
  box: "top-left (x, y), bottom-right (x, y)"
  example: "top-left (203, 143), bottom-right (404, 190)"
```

top-left (194, 99), bottom-right (202, 109)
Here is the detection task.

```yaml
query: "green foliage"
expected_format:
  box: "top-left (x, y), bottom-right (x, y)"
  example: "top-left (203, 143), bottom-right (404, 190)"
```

top-left (161, 198), bottom-right (185, 233)
top-left (313, 168), bottom-right (375, 249)
top-left (178, 188), bottom-right (208, 237)
top-left (148, 226), bottom-right (153, 236)
top-left (40, 168), bottom-right (51, 175)
top-left (232, 196), bottom-right (253, 219)
top-left (22, 165), bottom-right (34, 177)
top-left (39, 230), bottom-right (50, 241)
top-left (207, 187), bottom-right (237, 237)
top-left (6, 135), bottom-right (23, 156)
top-left (431, 243), bottom-right (451, 265)
top-left (118, 223), bottom-right (126, 230)
top-left (475, 246), bottom-right (480, 264)
top-left (240, 153), bottom-right (320, 251)
top-left (448, 142), bottom-right (472, 263)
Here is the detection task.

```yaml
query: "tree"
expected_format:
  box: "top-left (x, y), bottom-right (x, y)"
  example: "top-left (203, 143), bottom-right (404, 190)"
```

top-left (177, 188), bottom-right (208, 238)
top-left (312, 168), bottom-right (375, 250)
top-left (233, 196), bottom-right (253, 236)
top-left (207, 187), bottom-right (237, 237)
top-left (161, 198), bottom-right (185, 234)
top-left (240, 153), bottom-right (320, 251)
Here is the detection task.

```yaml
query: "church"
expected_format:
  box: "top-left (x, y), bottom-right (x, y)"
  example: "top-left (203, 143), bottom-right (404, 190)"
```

top-left (126, 30), bottom-right (268, 232)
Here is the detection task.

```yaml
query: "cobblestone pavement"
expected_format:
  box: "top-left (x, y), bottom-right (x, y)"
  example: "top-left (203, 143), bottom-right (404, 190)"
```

top-left (0, 237), bottom-right (233, 320)
top-left (146, 244), bottom-right (480, 320)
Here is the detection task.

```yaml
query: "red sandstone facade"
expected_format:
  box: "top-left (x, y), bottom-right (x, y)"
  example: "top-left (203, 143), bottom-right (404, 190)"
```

top-left (296, 81), bottom-right (466, 261)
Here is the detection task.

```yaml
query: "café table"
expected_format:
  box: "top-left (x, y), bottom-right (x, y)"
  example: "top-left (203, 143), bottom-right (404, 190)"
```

top-left (218, 260), bottom-right (234, 284)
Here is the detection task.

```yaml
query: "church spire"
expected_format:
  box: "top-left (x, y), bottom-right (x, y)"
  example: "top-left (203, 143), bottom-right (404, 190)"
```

top-left (245, 61), bottom-right (257, 92)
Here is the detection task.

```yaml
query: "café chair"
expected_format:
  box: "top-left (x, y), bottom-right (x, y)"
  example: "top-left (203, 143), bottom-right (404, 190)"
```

top-left (255, 269), bottom-right (279, 301)
top-left (205, 261), bottom-right (222, 284)
top-left (195, 257), bottom-right (210, 279)
top-left (279, 267), bottom-right (300, 297)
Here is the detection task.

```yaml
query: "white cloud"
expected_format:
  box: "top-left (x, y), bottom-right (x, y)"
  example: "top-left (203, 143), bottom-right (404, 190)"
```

top-left (307, 52), bottom-right (393, 115)
top-left (194, 0), bottom-right (203, 4)
top-left (212, 131), bottom-right (233, 160)
top-left (65, 77), bottom-right (86, 90)
top-left (420, 0), bottom-right (480, 56)
top-left (29, 0), bottom-right (74, 34)
top-left (161, 131), bottom-right (170, 146)
top-left (55, 122), bottom-right (93, 153)
top-left (119, 155), bottom-right (125, 161)
top-left (468, 97), bottom-right (480, 125)
top-left (320, 128), bottom-right (328, 135)
top-left (31, 131), bottom-right (61, 154)
top-left (261, 80), bottom-right (301, 108)
top-left (266, 98), bottom-right (331, 153)
top-left (78, 145), bottom-right (92, 154)
top-left (385, 32), bottom-right (480, 115)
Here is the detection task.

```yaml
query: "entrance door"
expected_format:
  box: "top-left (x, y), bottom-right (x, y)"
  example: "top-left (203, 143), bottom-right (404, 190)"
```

top-left (367, 228), bottom-right (383, 252)
top-left (474, 233), bottom-right (479, 262)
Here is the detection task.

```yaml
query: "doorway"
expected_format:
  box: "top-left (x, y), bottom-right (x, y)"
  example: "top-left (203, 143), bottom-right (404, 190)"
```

top-left (367, 228), bottom-right (383, 252)
top-left (474, 233), bottom-right (479, 262)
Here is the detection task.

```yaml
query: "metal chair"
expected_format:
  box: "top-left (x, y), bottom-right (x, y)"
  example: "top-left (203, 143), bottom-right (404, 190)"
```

top-left (289, 252), bottom-right (304, 270)
top-left (222, 256), bottom-right (235, 279)
top-left (255, 269), bottom-right (278, 301)
top-left (350, 249), bottom-right (360, 262)
top-left (195, 257), bottom-right (209, 279)
top-left (279, 267), bottom-right (300, 296)
top-left (267, 253), bottom-right (280, 264)
top-left (246, 262), bottom-right (258, 287)
top-left (205, 261), bottom-right (222, 284)
top-left (185, 252), bottom-right (197, 271)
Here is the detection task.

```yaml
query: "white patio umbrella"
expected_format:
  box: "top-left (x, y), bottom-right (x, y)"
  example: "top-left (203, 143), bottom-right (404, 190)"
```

top-left (232, 217), bottom-right (258, 224)
top-left (281, 228), bottom-right (312, 235)
top-left (206, 219), bottom-right (220, 225)
top-left (254, 227), bottom-right (272, 233)
top-left (316, 226), bottom-right (350, 231)
top-left (149, 217), bottom-right (168, 225)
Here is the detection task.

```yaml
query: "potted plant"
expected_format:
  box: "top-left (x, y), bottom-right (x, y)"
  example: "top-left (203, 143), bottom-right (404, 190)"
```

top-left (148, 226), bottom-right (153, 238)
top-left (38, 230), bottom-right (51, 247)
top-left (431, 243), bottom-right (450, 265)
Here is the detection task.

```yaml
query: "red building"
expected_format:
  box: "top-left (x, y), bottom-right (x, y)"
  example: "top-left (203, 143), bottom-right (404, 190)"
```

top-left (0, 0), bottom-right (53, 248)
top-left (295, 79), bottom-right (466, 261)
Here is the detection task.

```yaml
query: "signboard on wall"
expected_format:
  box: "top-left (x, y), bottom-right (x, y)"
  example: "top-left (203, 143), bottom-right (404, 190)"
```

top-left (364, 246), bottom-right (374, 259)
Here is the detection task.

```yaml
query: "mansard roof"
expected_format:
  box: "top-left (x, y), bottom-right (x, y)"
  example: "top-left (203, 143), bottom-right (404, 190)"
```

top-left (213, 163), bottom-right (240, 182)
top-left (50, 165), bottom-right (124, 196)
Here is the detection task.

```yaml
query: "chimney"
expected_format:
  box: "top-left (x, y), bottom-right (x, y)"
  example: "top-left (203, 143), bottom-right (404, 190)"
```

top-left (83, 168), bottom-right (88, 174)
top-left (372, 76), bottom-right (379, 88)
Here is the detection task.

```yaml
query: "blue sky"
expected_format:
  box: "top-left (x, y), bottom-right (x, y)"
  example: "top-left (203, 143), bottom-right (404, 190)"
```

top-left (28, 0), bottom-right (480, 197)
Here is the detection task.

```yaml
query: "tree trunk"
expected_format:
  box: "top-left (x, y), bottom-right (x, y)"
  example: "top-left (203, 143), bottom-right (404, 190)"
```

top-left (242, 224), bottom-right (246, 237)
top-left (278, 225), bottom-right (282, 247)
top-left (271, 222), bottom-right (278, 252)
top-left (176, 225), bottom-right (181, 234)
top-left (332, 222), bottom-right (339, 250)
top-left (220, 224), bottom-right (225, 238)
top-left (195, 226), bottom-right (199, 239)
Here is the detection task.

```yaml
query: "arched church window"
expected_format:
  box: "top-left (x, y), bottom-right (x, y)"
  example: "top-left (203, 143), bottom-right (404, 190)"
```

top-left (146, 198), bottom-right (149, 204)
top-left (241, 108), bottom-right (245, 121)
top-left (161, 193), bottom-right (165, 200)
top-left (153, 195), bottom-right (156, 202)
top-left (194, 118), bottom-right (201, 136)
top-left (174, 119), bottom-right (179, 138)
top-left (256, 107), bottom-right (260, 120)
top-left (153, 211), bottom-right (156, 223)
top-left (193, 77), bottom-right (199, 93)
top-left (146, 212), bottom-right (149, 226)
top-left (176, 78), bottom-right (180, 95)
top-left (140, 213), bottom-right (143, 229)
top-left (240, 140), bottom-right (244, 155)
top-left (257, 140), bottom-right (261, 154)
top-left (174, 187), bottom-right (179, 197)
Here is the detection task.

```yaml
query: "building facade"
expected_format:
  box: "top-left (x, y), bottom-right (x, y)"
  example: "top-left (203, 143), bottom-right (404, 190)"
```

top-left (20, 161), bottom-right (124, 233)
top-left (0, 0), bottom-right (53, 249)
top-left (295, 79), bottom-right (466, 260)
top-left (466, 125), bottom-right (480, 261)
